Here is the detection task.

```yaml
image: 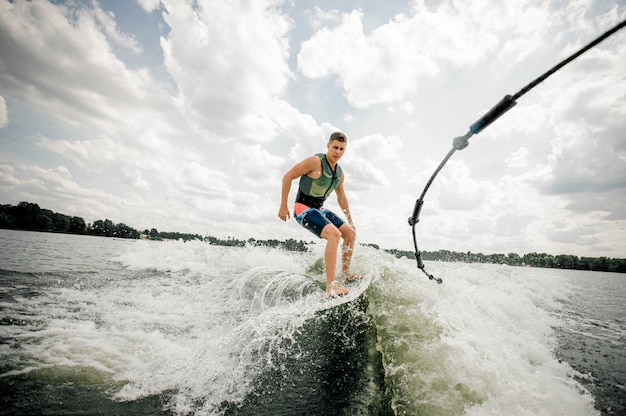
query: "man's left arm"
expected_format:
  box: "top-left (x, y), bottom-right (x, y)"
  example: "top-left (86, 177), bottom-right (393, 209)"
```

top-left (335, 176), bottom-right (354, 227)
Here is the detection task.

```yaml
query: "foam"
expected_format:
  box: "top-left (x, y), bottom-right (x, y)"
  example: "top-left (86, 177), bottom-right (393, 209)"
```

top-left (367, 256), bottom-right (598, 415)
top-left (3, 238), bottom-right (600, 415)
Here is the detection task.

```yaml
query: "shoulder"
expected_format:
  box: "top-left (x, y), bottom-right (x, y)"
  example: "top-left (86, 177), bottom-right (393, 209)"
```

top-left (285, 155), bottom-right (321, 179)
top-left (297, 155), bottom-right (322, 173)
top-left (305, 155), bottom-right (323, 166)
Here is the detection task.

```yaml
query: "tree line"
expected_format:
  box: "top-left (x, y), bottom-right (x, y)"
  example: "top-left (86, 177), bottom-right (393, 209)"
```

top-left (0, 202), bottom-right (139, 238)
top-left (1, 201), bottom-right (88, 234)
top-left (382, 247), bottom-right (626, 274)
top-left (151, 230), bottom-right (308, 252)
top-left (0, 202), bottom-right (308, 251)
top-left (1, 201), bottom-right (624, 273)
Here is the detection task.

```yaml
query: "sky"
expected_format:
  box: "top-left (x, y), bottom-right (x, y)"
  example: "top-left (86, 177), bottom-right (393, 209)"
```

top-left (1, 0), bottom-right (625, 258)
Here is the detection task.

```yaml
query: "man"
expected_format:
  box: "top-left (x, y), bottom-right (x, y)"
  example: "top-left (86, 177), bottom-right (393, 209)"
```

top-left (278, 131), bottom-right (360, 298)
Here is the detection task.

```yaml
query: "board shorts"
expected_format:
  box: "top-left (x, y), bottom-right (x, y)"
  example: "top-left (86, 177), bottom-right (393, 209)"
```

top-left (294, 203), bottom-right (345, 238)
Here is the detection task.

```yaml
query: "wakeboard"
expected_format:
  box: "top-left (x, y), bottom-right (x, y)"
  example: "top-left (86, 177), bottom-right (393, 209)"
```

top-left (305, 257), bottom-right (372, 309)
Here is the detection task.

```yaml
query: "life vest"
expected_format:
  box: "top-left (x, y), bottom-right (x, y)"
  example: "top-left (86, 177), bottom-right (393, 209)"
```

top-left (295, 153), bottom-right (342, 209)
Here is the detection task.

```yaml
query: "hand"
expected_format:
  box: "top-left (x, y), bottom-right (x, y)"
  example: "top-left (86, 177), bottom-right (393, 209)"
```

top-left (278, 206), bottom-right (290, 222)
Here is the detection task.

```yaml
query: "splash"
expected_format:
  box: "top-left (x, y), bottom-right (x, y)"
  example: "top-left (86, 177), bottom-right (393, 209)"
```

top-left (1, 237), bottom-right (599, 415)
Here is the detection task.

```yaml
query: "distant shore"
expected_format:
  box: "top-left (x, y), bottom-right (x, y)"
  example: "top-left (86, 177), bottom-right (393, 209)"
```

top-left (2, 201), bottom-right (624, 273)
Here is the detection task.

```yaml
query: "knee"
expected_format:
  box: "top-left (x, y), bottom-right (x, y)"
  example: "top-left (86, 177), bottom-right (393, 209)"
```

top-left (342, 226), bottom-right (356, 243)
top-left (324, 226), bottom-right (342, 244)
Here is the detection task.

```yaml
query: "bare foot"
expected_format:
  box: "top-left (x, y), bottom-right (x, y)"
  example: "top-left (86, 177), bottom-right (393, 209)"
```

top-left (325, 280), bottom-right (350, 298)
top-left (343, 273), bottom-right (364, 283)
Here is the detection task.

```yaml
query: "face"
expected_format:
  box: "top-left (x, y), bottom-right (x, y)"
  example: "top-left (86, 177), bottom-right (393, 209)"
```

top-left (326, 139), bottom-right (346, 163)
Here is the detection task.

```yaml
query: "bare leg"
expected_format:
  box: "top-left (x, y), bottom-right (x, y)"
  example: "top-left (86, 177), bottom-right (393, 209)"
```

top-left (338, 223), bottom-right (362, 281)
top-left (320, 224), bottom-right (350, 297)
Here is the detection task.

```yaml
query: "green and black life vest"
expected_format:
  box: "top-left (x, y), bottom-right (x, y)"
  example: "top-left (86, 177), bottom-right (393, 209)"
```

top-left (295, 153), bottom-right (342, 209)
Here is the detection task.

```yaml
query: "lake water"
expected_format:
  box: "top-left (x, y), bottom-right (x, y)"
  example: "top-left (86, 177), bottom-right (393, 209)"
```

top-left (0, 229), bottom-right (623, 415)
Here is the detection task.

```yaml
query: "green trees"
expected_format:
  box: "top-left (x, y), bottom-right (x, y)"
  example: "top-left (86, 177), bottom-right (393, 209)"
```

top-left (159, 231), bottom-right (203, 241)
top-left (0, 202), bottom-right (88, 234)
top-left (385, 248), bottom-right (626, 273)
top-left (0, 202), bottom-right (137, 239)
top-left (91, 219), bottom-right (139, 238)
top-left (69, 216), bottom-right (87, 233)
top-left (246, 237), bottom-right (308, 252)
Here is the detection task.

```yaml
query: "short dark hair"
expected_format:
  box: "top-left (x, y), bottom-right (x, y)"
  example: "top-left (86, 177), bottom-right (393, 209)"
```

top-left (329, 131), bottom-right (347, 143)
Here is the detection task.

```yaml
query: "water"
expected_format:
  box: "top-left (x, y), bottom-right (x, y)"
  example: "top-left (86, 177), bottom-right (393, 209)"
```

top-left (0, 229), bottom-right (623, 415)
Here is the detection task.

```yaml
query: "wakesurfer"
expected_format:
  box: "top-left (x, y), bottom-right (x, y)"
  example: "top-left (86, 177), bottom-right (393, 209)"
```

top-left (278, 132), bottom-right (361, 298)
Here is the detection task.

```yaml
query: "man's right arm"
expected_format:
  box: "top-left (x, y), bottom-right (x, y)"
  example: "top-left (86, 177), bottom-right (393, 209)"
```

top-left (278, 157), bottom-right (316, 221)
top-left (278, 174), bottom-right (293, 221)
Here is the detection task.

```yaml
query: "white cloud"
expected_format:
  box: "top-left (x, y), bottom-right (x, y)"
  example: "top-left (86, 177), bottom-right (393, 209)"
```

top-left (401, 101), bottom-right (415, 115)
top-left (506, 147), bottom-right (530, 169)
top-left (436, 161), bottom-right (487, 211)
top-left (298, 10), bottom-right (439, 108)
top-left (0, 162), bottom-right (18, 187)
top-left (93, 4), bottom-right (142, 54)
top-left (0, 160), bottom-right (124, 220)
top-left (0, 0), bottom-right (172, 132)
top-left (533, 36), bottom-right (626, 203)
top-left (234, 144), bottom-right (284, 187)
top-left (159, 0), bottom-right (293, 141)
top-left (36, 132), bottom-right (233, 203)
top-left (350, 133), bottom-right (403, 161)
top-left (297, 1), bottom-right (557, 109)
top-left (0, 95), bottom-right (7, 128)
top-left (307, 6), bottom-right (341, 30)
top-left (136, 0), bottom-right (162, 14)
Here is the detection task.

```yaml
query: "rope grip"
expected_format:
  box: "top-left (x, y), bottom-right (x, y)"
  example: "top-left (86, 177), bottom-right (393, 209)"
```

top-left (408, 198), bottom-right (424, 226)
top-left (469, 95), bottom-right (517, 135)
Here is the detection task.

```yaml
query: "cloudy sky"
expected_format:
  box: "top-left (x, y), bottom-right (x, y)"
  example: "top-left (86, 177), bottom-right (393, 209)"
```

top-left (1, 0), bottom-right (625, 258)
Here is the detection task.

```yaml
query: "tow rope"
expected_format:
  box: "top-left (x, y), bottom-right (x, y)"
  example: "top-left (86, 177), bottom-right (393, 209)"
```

top-left (409, 18), bottom-right (626, 284)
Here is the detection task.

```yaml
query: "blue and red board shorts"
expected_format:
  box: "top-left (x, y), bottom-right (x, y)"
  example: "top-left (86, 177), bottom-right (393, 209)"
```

top-left (294, 203), bottom-right (345, 238)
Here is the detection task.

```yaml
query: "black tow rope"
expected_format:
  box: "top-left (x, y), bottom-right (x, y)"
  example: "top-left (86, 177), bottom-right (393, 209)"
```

top-left (409, 18), bottom-right (626, 284)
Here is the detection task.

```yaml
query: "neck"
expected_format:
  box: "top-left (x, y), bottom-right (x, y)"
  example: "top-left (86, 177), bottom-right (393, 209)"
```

top-left (325, 154), bottom-right (337, 170)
